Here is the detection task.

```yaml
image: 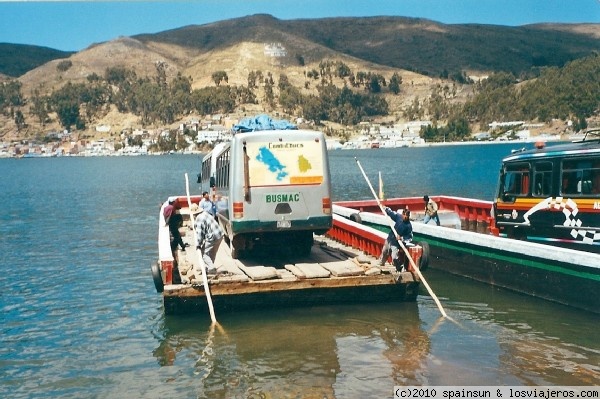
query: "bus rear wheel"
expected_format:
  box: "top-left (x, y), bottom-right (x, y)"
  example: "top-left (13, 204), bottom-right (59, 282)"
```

top-left (295, 232), bottom-right (314, 256)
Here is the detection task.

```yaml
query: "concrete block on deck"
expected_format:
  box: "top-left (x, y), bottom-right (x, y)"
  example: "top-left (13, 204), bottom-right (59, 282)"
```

top-left (320, 260), bottom-right (364, 277)
top-left (285, 263), bottom-right (331, 279)
top-left (235, 260), bottom-right (279, 281)
top-left (276, 268), bottom-right (296, 281)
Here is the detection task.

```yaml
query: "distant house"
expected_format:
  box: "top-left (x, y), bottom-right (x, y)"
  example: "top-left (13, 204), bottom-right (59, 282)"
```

top-left (196, 125), bottom-right (232, 143)
top-left (96, 124), bottom-right (111, 133)
top-left (489, 121), bottom-right (524, 129)
top-left (473, 132), bottom-right (491, 141)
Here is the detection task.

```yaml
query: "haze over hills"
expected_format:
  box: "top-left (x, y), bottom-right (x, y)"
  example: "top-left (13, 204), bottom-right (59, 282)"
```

top-left (1, 14), bottom-right (599, 141)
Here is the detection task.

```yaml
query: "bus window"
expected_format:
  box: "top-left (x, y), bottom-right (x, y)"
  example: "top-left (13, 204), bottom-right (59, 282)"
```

top-left (593, 165), bottom-right (600, 194)
top-left (533, 161), bottom-right (552, 197)
top-left (562, 159), bottom-right (600, 196)
top-left (501, 163), bottom-right (530, 201)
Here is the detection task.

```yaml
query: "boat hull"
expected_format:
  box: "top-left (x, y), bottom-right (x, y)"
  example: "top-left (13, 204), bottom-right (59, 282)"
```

top-left (162, 275), bottom-right (419, 315)
top-left (424, 234), bottom-right (600, 313)
top-left (334, 196), bottom-right (600, 314)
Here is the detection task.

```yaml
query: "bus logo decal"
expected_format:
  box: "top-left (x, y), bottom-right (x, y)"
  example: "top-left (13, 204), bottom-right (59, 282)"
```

top-left (266, 193), bottom-right (300, 203)
top-left (256, 146), bottom-right (288, 181)
top-left (523, 197), bottom-right (600, 244)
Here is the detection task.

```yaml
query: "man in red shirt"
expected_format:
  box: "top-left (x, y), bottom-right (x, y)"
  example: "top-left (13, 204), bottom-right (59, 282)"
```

top-left (164, 198), bottom-right (186, 252)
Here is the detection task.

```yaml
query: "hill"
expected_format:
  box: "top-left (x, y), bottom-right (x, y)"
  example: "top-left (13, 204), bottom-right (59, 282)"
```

top-left (1, 14), bottom-right (599, 142)
top-left (136, 14), bottom-right (600, 77)
top-left (0, 43), bottom-right (74, 77)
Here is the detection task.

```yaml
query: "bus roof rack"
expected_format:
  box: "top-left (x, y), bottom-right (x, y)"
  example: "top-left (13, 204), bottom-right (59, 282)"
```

top-left (578, 128), bottom-right (600, 143)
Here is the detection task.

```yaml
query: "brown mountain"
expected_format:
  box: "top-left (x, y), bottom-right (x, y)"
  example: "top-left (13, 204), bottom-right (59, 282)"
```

top-left (0, 43), bottom-right (73, 77)
top-left (133, 14), bottom-right (600, 76)
top-left (3, 14), bottom-right (600, 140)
top-left (14, 14), bottom-right (600, 89)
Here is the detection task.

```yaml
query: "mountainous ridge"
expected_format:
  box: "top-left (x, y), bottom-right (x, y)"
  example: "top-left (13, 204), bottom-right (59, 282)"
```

top-left (3, 14), bottom-right (599, 80)
top-left (1, 14), bottom-right (599, 141)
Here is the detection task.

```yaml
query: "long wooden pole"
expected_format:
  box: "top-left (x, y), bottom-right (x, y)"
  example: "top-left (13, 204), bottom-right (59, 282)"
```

top-left (185, 173), bottom-right (218, 324)
top-left (355, 158), bottom-right (448, 318)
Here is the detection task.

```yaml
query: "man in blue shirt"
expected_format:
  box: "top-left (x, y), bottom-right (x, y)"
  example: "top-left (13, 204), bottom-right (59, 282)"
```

top-left (199, 191), bottom-right (216, 216)
top-left (378, 207), bottom-right (413, 271)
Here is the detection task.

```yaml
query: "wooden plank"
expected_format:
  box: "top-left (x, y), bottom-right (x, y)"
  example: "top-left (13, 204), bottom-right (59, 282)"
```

top-left (235, 260), bottom-right (279, 281)
top-left (320, 260), bottom-right (365, 277)
top-left (286, 263), bottom-right (331, 279)
top-left (277, 268), bottom-right (297, 281)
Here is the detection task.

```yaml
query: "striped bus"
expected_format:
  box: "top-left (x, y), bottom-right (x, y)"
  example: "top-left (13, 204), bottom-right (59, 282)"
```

top-left (198, 129), bottom-right (333, 258)
top-left (493, 129), bottom-right (600, 252)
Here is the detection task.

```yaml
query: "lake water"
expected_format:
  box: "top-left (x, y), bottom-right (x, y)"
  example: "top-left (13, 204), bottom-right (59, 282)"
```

top-left (1, 142), bottom-right (599, 399)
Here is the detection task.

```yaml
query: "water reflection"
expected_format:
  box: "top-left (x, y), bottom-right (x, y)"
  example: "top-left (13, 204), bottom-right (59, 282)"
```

top-left (421, 269), bottom-right (600, 386)
top-left (153, 302), bottom-right (430, 397)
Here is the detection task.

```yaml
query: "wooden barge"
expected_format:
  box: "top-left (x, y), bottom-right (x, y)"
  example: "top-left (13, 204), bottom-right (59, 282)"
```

top-left (153, 196), bottom-right (426, 315)
top-left (334, 195), bottom-right (600, 314)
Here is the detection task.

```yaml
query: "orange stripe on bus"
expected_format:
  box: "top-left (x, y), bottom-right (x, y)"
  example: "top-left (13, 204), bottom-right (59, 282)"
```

top-left (290, 176), bottom-right (323, 184)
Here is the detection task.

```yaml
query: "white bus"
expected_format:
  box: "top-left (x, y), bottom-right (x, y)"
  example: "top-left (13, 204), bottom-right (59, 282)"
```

top-left (198, 129), bottom-right (333, 258)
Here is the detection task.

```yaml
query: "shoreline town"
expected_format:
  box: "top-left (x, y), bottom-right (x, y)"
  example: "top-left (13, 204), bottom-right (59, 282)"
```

top-left (0, 118), bottom-right (571, 159)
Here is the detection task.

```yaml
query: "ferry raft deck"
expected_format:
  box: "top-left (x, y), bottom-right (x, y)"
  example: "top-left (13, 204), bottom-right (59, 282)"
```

top-left (154, 197), bottom-right (424, 315)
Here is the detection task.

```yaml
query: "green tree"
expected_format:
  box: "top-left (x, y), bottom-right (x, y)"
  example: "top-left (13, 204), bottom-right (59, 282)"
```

top-left (389, 73), bottom-right (402, 95)
top-left (14, 109), bottom-right (26, 131)
top-left (30, 90), bottom-right (49, 126)
top-left (49, 82), bottom-right (88, 130)
top-left (56, 60), bottom-right (73, 72)
top-left (212, 70), bottom-right (229, 86)
top-left (302, 95), bottom-right (326, 124)
top-left (0, 80), bottom-right (24, 111)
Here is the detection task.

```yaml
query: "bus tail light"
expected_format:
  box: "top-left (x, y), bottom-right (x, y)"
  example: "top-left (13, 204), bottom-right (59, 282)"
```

top-left (322, 197), bottom-right (332, 215)
top-left (233, 202), bottom-right (244, 219)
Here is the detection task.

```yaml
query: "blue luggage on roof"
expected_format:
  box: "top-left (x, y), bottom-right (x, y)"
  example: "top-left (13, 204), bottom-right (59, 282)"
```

top-left (233, 114), bottom-right (297, 133)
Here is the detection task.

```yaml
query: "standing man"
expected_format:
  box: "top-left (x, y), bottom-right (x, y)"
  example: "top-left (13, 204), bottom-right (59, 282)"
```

top-left (164, 198), bottom-right (186, 252)
top-left (378, 207), bottom-right (413, 271)
top-left (423, 195), bottom-right (441, 226)
top-left (200, 191), bottom-right (216, 216)
top-left (194, 205), bottom-right (224, 275)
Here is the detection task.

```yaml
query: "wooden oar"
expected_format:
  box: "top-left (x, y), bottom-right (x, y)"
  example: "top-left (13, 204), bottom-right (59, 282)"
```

top-left (355, 158), bottom-right (448, 318)
top-left (185, 173), bottom-right (218, 324)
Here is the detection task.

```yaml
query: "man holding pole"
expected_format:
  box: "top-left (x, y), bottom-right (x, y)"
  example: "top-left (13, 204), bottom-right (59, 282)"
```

top-left (193, 204), bottom-right (224, 275)
top-left (378, 207), bottom-right (413, 271)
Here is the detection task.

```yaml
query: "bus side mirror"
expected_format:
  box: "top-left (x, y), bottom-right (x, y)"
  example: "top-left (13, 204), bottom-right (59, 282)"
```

top-left (196, 173), bottom-right (201, 184)
top-left (210, 176), bottom-right (216, 188)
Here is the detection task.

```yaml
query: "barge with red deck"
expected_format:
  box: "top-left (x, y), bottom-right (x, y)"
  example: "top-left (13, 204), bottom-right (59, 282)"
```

top-left (333, 195), bottom-right (600, 314)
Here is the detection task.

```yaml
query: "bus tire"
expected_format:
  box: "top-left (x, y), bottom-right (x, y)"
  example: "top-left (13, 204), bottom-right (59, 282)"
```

top-left (417, 241), bottom-right (430, 271)
top-left (349, 213), bottom-right (362, 223)
top-left (151, 262), bottom-right (164, 293)
top-left (298, 232), bottom-right (314, 256)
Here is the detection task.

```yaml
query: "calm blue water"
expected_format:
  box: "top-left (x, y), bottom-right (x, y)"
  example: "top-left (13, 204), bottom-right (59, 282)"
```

top-left (1, 143), bottom-right (599, 399)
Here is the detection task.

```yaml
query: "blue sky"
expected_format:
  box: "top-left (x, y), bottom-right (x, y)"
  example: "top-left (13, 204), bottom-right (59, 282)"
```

top-left (1, 0), bottom-right (599, 51)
